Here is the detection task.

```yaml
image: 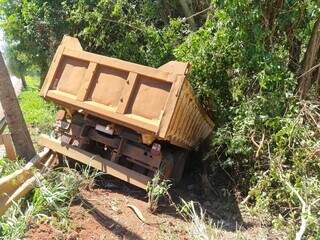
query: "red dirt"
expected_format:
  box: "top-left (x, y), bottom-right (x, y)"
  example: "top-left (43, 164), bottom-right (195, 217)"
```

top-left (24, 179), bottom-right (189, 240)
top-left (25, 223), bottom-right (57, 240)
top-left (24, 174), bottom-right (279, 239)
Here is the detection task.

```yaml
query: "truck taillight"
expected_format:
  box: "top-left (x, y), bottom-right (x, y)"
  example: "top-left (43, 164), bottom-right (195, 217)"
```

top-left (151, 143), bottom-right (161, 156)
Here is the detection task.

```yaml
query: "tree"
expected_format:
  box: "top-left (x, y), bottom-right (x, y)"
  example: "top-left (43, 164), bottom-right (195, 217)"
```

top-left (0, 0), bottom-right (72, 87)
top-left (178, 0), bottom-right (196, 29)
top-left (0, 0), bottom-right (210, 84)
top-left (296, 18), bottom-right (320, 98)
top-left (1, 0), bottom-right (320, 236)
top-left (0, 52), bottom-right (35, 160)
top-left (66, 0), bottom-right (190, 67)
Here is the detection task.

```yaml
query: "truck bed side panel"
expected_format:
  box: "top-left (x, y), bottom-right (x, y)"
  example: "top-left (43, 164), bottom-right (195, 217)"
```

top-left (165, 80), bottom-right (214, 149)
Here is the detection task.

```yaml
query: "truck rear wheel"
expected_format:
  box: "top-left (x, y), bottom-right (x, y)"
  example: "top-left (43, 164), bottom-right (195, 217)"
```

top-left (161, 151), bottom-right (174, 179)
top-left (159, 149), bottom-right (188, 182)
top-left (171, 150), bottom-right (188, 182)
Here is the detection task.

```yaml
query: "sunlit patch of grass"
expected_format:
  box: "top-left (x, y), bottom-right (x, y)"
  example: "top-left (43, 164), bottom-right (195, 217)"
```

top-left (0, 200), bottom-right (34, 240)
top-left (18, 76), bottom-right (56, 134)
top-left (176, 199), bottom-right (223, 240)
top-left (0, 165), bottom-right (100, 239)
top-left (0, 157), bottom-right (24, 177)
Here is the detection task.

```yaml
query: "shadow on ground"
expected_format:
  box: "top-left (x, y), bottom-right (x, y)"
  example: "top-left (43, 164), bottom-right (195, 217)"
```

top-left (67, 138), bottom-right (246, 235)
top-left (91, 165), bottom-right (245, 233)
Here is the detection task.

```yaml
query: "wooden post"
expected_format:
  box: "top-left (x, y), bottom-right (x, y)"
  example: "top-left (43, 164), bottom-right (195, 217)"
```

top-left (0, 52), bottom-right (35, 160)
top-left (1, 134), bottom-right (16, 160)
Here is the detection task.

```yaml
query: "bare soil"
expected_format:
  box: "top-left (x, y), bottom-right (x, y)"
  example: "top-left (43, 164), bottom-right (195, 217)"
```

top-left (24, 171), bottom-right (281, 240)
top-left (24, 176), bottom-right (189, 240)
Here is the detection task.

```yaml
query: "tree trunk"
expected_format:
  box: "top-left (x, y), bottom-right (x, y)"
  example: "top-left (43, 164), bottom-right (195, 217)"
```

top-left (286, 23), bottom-right (302, 74)
top-left (262, 0), bottom-right (284, 49)
top-left (0, 52), bottom-right (35, 161)
top-left (296, 18), bottom-right (320, 99)
top-left (178, 0), bottom-right (196, 30)
top-left (20, 75), bottom-right (27, 89)
top-left (39, 63), bottom-right (48, 89)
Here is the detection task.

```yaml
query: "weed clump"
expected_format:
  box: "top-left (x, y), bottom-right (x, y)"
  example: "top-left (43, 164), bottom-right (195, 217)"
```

top-left (147, 170), bottom-right (172, 213)
top-left (0, 165), bottom-right (98, 239)
top-left (177, 199), bottom-right (214, 240)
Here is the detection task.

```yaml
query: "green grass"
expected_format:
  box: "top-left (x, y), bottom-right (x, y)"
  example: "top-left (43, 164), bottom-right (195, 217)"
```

top-left (0, 167), bottom-right (89, 239)
top-left (19, 76), bottom-right (56, 134)
top-left (0, 157), bottom-right (24, 177)
top-left (17, 75), bottom-right (57, 149)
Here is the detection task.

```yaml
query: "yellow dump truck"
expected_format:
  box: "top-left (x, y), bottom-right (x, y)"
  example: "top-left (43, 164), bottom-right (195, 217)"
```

top-left (38, 36), bottom-right (214, 189)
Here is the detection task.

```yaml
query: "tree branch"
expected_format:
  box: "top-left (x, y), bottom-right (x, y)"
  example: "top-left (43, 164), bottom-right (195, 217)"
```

top-left (182, 5), bottom-right (213, 22)
top-left (297, 62), bottom-right (320, 79)
top-left (283, 180), bottom-right (309, 240)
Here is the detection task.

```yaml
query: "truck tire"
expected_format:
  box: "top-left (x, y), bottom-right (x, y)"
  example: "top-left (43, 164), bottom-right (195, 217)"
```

top-left (161, 151), bottom-right (174, 179)
top-left (171, 150), bottom-right (188, 182)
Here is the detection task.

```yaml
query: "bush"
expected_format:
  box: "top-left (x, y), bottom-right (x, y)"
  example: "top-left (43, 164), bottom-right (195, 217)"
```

top-left (174, 1), bottom-right (320, 237)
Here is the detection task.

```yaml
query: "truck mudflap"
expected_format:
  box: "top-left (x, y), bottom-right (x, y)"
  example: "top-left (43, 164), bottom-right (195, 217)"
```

top-left (38, 134), bottom-right (151, 189)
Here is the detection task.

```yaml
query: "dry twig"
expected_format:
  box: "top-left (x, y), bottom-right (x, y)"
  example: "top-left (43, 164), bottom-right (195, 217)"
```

top-left (283, 180), bottom-right (309, 240)
top-left (182, 5), bottom-right (214, 22)
top-left (298, 62), bottom-right (320, 79)
top-left (250, 132), bottom-right (265, 157)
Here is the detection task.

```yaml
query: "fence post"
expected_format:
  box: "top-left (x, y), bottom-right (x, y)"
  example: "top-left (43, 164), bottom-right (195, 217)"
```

top-left (0, 52), bottom-right (35, 160)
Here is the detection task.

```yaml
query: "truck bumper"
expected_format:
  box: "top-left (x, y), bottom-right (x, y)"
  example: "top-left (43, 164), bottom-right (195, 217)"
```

top-left (38, 134), bottom-right (151, 189)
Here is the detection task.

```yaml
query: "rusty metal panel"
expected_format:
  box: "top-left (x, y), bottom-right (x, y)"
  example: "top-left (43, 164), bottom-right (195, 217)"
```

top-left (126, 76), bottom-right (171, 120)
top-left (53, 56), bottom-right (89, 95)
top-left (88, 65), bottom-right (129, 108)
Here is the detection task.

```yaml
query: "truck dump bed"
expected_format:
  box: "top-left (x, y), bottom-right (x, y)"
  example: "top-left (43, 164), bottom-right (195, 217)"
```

top-left (40, 36), bottom-right (213, 149)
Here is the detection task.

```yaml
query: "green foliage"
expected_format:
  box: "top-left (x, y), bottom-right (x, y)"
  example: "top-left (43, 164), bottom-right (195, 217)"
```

top-left (249, 101), bottom-right (320, 237)
top-left (1, 0), bottom-right (320, 237)
top-left (18, 76), bottom-right (56, 133)
top-left (175, 1), bottom-right (320, 237)
top-left (0, 166), bottom-right (95, 239)
top-left (0, 0), bottom-right (193, 80)
top-left (0, 0), bottom-right (72, 79)
top-left (0, 157), bottom-right (24, 177)
top-left (30, 167), bottom-right (85, 230)
top-left (174, 20), bottom-right (233, 123)
top-left (0, 201), bottom-right (34, 240)
top-left (67, 0), bottom-right (189, 67)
